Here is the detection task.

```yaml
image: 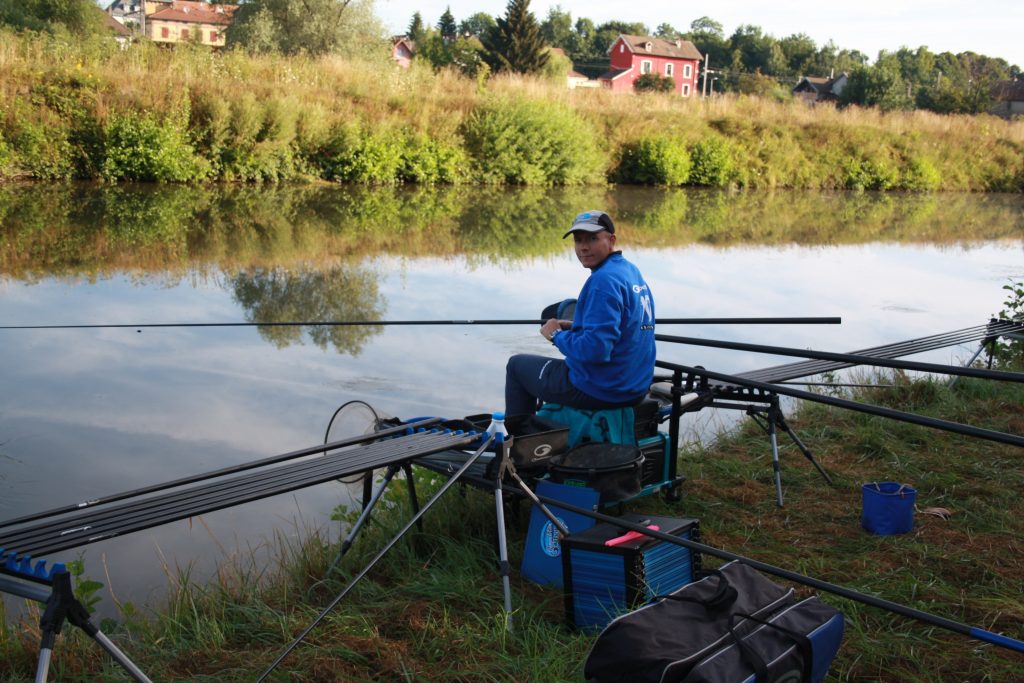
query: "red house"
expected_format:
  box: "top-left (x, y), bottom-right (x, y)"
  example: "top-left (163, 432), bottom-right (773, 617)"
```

top-left (599, 35), bottom-right (703, 96)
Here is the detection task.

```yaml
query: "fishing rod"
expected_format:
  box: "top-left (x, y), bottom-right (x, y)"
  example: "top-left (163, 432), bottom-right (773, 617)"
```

top-left (2, 431), bottom-right (476, 557)
top-left (0, 417), bottom-right (443, 532)
top-left (655, 333), bottom-right (1024, 384)
top-left (0, 316), bottom-right (842, 330)
top-left (656, 360), bottom-right (1024, 448)
top-left (531, 493), bottom-right (1024, 655)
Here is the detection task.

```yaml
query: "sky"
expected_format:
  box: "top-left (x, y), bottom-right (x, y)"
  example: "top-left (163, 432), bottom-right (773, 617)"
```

top-left (374, 0), bottom-right (1024, 68)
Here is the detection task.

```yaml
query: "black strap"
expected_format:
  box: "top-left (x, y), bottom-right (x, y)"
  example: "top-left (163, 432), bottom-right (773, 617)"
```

top-left (651, 568), bottom-right (738, 612)
top-left (728, 611), bottom-right (814, 683)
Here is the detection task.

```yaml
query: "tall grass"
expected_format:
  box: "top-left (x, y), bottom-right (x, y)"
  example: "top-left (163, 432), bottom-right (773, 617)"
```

top-left (1, 30), bottom-right (1022, 190)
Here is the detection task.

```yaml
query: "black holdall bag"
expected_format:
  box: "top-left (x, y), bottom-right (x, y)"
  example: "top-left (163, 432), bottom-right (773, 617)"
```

top-left (583, 560), bottom-right (844, 683)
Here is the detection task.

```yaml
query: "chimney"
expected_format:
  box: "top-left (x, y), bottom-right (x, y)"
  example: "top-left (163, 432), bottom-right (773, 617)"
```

top-left (675, 39), bottom-right (682, 48)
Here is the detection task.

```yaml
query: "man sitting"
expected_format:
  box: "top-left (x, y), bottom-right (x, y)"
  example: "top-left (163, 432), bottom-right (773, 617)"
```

top-left (505, 210), bottom-right (656, 417)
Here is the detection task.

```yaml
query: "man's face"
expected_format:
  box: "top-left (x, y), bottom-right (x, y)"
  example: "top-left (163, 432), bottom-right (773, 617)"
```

top-left (573, 230), bottom-right (616, 269)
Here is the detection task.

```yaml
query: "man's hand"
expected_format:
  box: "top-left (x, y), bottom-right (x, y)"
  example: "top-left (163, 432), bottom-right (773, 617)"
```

top-left (541, 319), bottom-right (572, 341)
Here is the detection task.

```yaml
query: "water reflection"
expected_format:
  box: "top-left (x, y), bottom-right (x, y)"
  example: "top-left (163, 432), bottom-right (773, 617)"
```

top-left (2, 185), bottom-right (1021, 281)
top-left (230, 266), bottom-right (385, 354)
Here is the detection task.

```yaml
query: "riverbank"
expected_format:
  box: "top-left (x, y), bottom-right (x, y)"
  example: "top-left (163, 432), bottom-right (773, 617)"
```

top-left (2, 363), bottom-right (1022, 681)
top-left (1, 31), bottom-right (1023, 191)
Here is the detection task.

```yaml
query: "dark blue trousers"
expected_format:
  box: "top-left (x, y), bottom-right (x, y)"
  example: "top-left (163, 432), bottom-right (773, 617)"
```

top-left (505, 354), bottom-right (638, 417)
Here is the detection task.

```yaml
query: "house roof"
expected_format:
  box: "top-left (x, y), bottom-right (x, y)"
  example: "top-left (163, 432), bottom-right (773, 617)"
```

top-left (991, 80), bottom-right (1024, 102)
top-left (617, 35), bottom-right (702, 61)
top-left (793, 73), bottom-right (846, 95)
top-left (598, 66), bottom-right (633, 82)
top-left (149, 2), bottom-right (236, 26)
top-left (101, 10), bottom-right (133, 36)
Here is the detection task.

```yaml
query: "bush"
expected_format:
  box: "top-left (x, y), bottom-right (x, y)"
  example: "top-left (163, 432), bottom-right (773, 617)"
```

top-left (843, 157), bottom-right (900, 191)
top-left (0, 132), bottom-right (11, 176)
top-left (688, 136), bottom-right (735, 187)
top-left (460, 97), bottom-right (605, 185)
top-left (634, 73), bottom-right (674, 93)
top-left (315, 125), bottom-right (405, 185)
top-left (8, 111), bottom-right (76, 180)
top-left (399, 133), bottom-right (467, 184)
top-left (101, 111), bottom-right (208, 182)
top-left (615, 135), bottom-right (690, 185)
top-left (899, 157), bottom-right (941, 191)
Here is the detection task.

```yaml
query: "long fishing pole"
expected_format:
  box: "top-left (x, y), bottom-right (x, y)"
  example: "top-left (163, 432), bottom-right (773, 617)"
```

top-left (0, 316), bottom-right (842, 330)
top-left (655, 333), bottom-right (1024, 384)
top-left (655, 360), bottom-right (1024, 448)
top-left (3, 431), bottom-right (477, 557)
top-left (531, 493), bottom-right (1024, 655)
top-left (0, 417), bottom-right (443, 532)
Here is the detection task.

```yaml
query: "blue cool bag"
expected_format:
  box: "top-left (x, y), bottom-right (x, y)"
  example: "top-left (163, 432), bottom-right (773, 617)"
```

top-left (536, 403), bottom-right (636, 448)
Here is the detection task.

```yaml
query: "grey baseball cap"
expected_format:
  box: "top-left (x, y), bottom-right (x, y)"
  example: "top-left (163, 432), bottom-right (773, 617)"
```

top-left (563, 210), bottom-right (615, 238)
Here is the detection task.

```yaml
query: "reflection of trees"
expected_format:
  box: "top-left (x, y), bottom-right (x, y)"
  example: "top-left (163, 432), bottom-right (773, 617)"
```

top-left (228, 265), bottom-right (386, 356)
top-left (1, 184), bottom-right (1023, 281)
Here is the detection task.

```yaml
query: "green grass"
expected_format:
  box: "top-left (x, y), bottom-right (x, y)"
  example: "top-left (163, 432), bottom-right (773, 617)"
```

top-left (2, 370), bottom-right (1023, 680)
top-left (1, 29), bottom-right (1023, 190)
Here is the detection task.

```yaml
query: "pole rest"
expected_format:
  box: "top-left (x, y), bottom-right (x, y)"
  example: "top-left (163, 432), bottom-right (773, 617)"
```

top-left (0, 548), bottom-right (65, 584)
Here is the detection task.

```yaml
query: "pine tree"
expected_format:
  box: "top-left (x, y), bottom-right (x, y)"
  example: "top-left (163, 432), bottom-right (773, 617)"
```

top-left (407, 11), bottom-right (425, 43)
top-left (437, 7), bottom-right (457, 42)
top-left (483, 0), bottom-right (549, 74)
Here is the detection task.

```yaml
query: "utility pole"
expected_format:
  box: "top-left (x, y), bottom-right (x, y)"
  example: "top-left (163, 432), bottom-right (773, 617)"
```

top-left (701, 54), bottom-right (717, 98)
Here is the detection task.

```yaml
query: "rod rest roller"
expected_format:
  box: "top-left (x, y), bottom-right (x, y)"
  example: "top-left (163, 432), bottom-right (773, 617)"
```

top-left (0, 548), bottom-right (66, 583)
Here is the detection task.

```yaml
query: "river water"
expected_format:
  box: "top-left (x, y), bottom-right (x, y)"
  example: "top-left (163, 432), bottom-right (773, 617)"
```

top-left (0, 184), bottom-right (1021, 617)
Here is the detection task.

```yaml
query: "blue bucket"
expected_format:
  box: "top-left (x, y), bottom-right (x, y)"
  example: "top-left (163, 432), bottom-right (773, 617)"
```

top-left (861, 482), bottom-right (916, 535)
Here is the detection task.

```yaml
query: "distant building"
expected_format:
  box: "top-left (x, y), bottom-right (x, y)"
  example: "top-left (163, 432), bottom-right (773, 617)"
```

top-left (146, 1), bottom-right (237, 48)
top-left (990, 80), bottom-right (1024, 119)
top-left (792, 73), bottom-right (848, 104)
top-left (598, 35), bottom-right (703, 96)
top-left (391, 36), bottom-right (414, 68)
top-left (548, 47), bottom-right (598, 89)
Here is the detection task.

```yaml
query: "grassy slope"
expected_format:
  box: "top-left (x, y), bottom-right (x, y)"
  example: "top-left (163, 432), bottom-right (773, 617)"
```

top-left (1, 32), bottom-right (1023, 189)
top-left (2, 370), bottom-right (1023, 681)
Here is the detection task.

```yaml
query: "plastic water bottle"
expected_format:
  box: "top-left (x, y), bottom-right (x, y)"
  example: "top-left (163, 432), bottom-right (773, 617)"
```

top-left (485, 411), bottom-right (509, 444)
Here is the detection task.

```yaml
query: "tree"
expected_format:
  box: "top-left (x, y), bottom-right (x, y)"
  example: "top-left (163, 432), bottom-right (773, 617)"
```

top-left (0, 0), bottom-right (105, 35)
top-left (654, 23), bottom-right (681, 40)
top-left (540, 6), bottom-right (572, 48)
top-left (407, 11), bottom-right (425, 43)
top-left (437, 6), bottom-right (456, 42)
top-left (685, 16), bottom-right (728, 70)
top-left (840, 55), bottom-right (913, 111)
top-left (459, 12), bottom-right (495, 39)
top-left (227, 0), bottom-right (383, 56)
top-left (482, 0), bottom-right (549, 75)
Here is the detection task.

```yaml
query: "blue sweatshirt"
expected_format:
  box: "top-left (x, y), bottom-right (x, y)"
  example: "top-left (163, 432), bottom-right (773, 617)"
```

top-left (552, 252), bottom-right (656, 403)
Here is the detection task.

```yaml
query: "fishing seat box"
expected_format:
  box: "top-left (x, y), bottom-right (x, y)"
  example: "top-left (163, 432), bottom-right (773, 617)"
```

top-left (562, 513), bottom-right (701, 630)
top-left (464, 413), bottom-right (569, 472)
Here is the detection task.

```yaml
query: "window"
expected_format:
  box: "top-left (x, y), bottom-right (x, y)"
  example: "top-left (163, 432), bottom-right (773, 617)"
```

top-left (210, 30), bottom-right (218, 42)
top-left (683, 64), bottom-right (693, 79)
top-left (620, 44), bottom-right (625, 53)
top-left (181, 28), bottom-right (189, 40)
top-left (682, 84), bottom-right (691, 97)
top-left (666, 63), bottom-right (674, 77)
top-left (641, 60), bottom-right (652, 75)
top-left (161, 26), bottom-right (169, 38)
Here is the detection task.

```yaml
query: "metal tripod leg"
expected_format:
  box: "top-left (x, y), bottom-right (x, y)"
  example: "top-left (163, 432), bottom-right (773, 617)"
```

top-left (325, 463), bottom-right (401, 577)
top-left (492, 438), bottom-right (515, 632)
top-left (36, 571), bottom-right (152, 683)
top-left (766, 408), bottom-right (785, 507)
top-left (772, 407), bottom-right (832, 485)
